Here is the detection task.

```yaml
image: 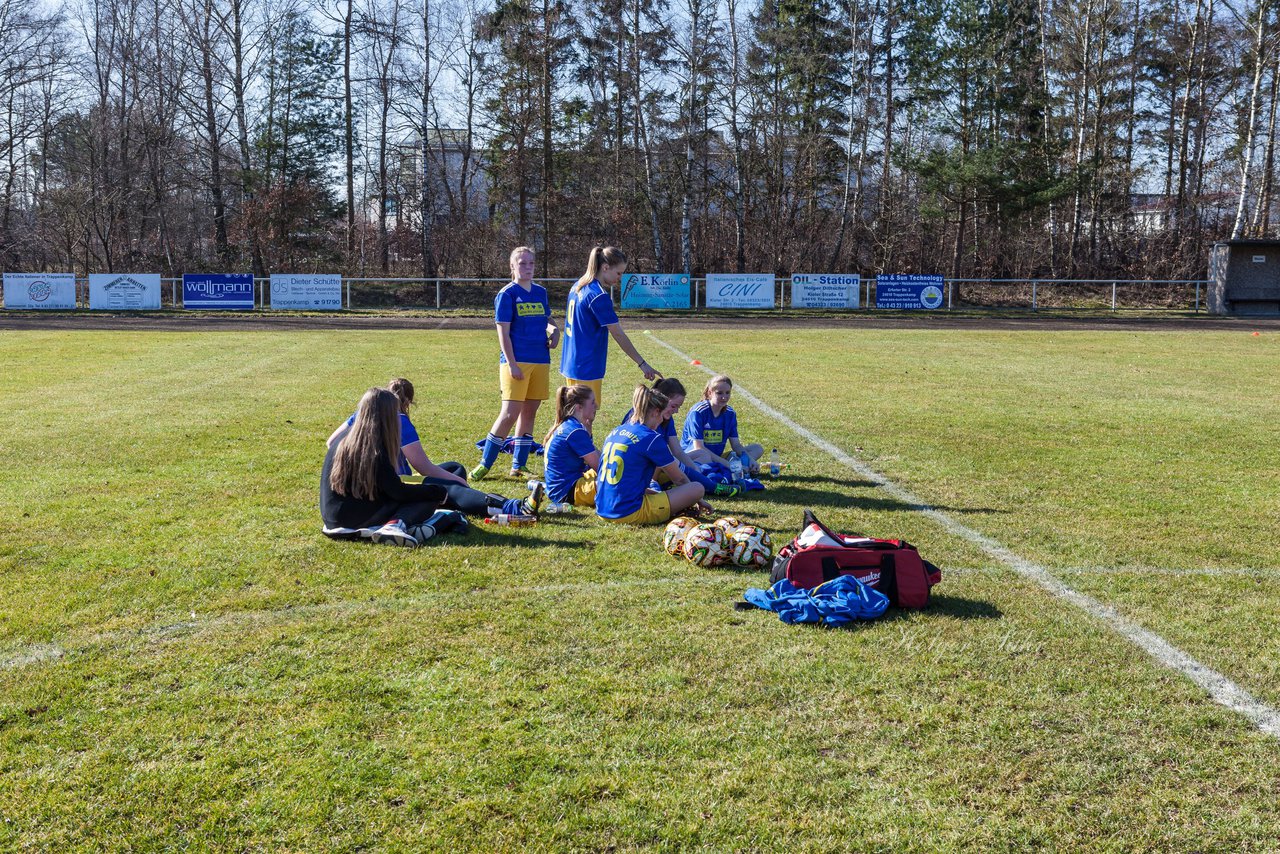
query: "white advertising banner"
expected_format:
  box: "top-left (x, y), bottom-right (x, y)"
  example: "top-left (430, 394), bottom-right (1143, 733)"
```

top-left (3, 273), bottom-right (77, 309)
top-left (89, 273), bottom-right (161, 310)
top-left (270, 273), bottom-right (343, 310)
top-left (791, 273), bottom-right (860, 308)
top-left (705, 273), bottom-right (775, 309)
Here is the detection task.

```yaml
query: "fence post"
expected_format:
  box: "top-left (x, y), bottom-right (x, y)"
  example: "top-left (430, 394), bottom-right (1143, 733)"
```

top-left (172, 279), bottom-right (178, 308)
top-left (947, 279), bottom-right (953, 310)
top-left (1195, 281), bottom-right (1201, 312)
top-left (436, 279), bottom-right (441, 309)
top-left (1032, 281), bottom-right (1037, 311)
top-left (345, 277), bottom-right (350, 309)
top-left (1111, 281), bottom-right (1117, 311)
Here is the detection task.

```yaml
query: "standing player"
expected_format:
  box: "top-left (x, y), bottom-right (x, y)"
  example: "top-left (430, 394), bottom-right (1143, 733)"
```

top-left (560, 245), bottom-right (658, 409)
top-left (681, 374), bottom-right (764, 473)
top-left (595, 385), bottom-right (711, 524)
top-left (472, 246), bottom-right (559, 481)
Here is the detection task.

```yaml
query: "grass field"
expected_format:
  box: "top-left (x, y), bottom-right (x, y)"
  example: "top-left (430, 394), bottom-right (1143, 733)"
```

top-left (2, 322), bottom-right (1279, 850)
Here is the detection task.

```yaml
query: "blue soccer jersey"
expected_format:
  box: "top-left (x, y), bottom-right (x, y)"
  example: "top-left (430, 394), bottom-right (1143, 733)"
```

top-left (346, 411), bottom-right (420, 475)
top-left (681, 400), bottom-right (738, 457)
top-left (494, 281), bottom-right (551, 364)
top-left (595, 422), bottom-right (675, 519)
top-left (544, 417), bottom-right (597, 504)
top-left (559, 279), bottom-right (620, 381)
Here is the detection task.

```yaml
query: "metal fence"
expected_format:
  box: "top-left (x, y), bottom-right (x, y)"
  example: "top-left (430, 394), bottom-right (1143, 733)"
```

top-left (53, 275), bottom-right (1210, 312)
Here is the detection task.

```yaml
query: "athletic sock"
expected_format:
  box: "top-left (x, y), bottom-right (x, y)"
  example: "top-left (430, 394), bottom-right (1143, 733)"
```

top-left (500, 497), bottom-right (526, 516)
top-left (480, 432), bottom-right (505, 468)
top-left (512, 434), bottom-right (533, 471)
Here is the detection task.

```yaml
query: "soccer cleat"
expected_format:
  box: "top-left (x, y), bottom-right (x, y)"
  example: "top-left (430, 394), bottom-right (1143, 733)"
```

top-left (713, 483), bottom-right (742, 498)
top-left (469, 463), bottom-right (491, 481)
top-left (508, 467), bottom-right (531, 480)
top-left (406, 523), bottom-right (436, 544)
top-left (370, 519), bottom-right (418, 548)
top-left (522, 481), bottom-right (546, 517)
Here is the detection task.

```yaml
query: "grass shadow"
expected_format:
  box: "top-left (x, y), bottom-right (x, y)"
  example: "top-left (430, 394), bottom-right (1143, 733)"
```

top-left (758, 485), bottom-right (1005, 516)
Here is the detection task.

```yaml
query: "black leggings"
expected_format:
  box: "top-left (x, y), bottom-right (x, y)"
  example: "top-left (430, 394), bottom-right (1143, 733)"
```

top-left (423, 462), bottom-right (508, 516)
top-left (358, 501), bottom-right (438, 529)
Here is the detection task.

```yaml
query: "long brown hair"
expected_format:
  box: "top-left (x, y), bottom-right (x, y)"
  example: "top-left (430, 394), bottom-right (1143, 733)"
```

top-left (630, 384), bottom-right (669, 427)
top-left (573, 245), bottom-right (627, 292)
top-left (329, 388), bottom-right (402, 500)
top-left (543, 384), bottom-right (595, 446)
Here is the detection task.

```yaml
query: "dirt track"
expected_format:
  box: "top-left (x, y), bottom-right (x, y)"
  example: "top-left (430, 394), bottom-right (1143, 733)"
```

top-left (2, 311), bottom-right (1279, 333)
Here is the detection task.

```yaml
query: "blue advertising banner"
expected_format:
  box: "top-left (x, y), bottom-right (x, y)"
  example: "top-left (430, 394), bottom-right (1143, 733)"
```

top-left (620, 273), bottom-right (690, 309)
top-left (184, 273), bottom-right (254, 310)
top-left (875, 274), bottom-right (945, 310)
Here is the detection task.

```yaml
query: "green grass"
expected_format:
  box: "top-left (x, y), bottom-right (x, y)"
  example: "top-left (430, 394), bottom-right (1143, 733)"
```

top-left (1, 325), bottom-right (1279, 850)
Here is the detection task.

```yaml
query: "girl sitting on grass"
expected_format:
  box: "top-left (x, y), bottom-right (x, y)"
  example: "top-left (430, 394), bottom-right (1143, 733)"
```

top-left (681, 374), bottom-right (763, 475)
top-left (621, 377), bottom-right (741, 498)
top-left (595, 385), bottom-right (712, 524)
top-left (321, 387), bottom-right (451, 547)
top-left (328, 378), bottom-right (543, 522)
top-left (542, 385), bottom-right (601, 508)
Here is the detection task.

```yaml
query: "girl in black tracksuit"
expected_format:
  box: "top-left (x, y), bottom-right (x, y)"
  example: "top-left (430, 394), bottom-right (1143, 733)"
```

top-left (321, 387), bottom-right (449, 545)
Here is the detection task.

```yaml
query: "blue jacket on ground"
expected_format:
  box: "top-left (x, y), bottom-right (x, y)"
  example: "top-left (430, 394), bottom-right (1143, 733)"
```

top-left (744, 576), bottom-right (889, 626)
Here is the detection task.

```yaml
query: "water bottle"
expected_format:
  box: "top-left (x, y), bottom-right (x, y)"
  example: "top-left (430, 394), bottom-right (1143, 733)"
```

top-left (729, 454), bottom-right (743, 483)
top-left (484, 513), bottom-right (536, 527)
top-left (740, 452), bottom-right (754, 478)
top-left (770, 448), bottom-right (780, 478)
top-left (544, 501), bottom-right (571, 514)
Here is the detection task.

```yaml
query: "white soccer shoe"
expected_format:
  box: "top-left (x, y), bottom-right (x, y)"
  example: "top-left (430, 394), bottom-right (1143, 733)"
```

top-left (370, 519), bottom-right (418, 548)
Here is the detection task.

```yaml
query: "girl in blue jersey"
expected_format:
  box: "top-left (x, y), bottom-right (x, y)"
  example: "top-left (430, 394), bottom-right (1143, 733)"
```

top-left (472, 246), bottom-right (560, 481)
top-left (542, 385), bottom-right (601, 507)
top-left (328, 378), bottom-right (543, 520)
top-left (620, 378), bottom-right (740, 498)
top-left (681, 374), bottom-right (764, 473)
top-left (596, 385), bottom-right (712, 524)
top-left (560, 246), bottom-right (658, 409)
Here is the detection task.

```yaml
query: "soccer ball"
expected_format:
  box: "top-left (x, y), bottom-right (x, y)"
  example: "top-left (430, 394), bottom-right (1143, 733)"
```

top-left (663, 516), bottom-right (699, 556)
top-left (729, 526), bottom-right (774, 567)
top-left (682, 523), bottom-right (728, 567)
top-left (713, 516), bottom-right (744, 537)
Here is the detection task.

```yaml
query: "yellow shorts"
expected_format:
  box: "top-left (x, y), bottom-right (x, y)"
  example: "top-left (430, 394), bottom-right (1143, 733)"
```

top-left (501, 362), bottom-right (550, 401)
top-left (572, 470), bottom-right (598, 507)
top-left (562, 377), bottom-right (603, 407)
top-left (600, 490), bottom-right (672, 525)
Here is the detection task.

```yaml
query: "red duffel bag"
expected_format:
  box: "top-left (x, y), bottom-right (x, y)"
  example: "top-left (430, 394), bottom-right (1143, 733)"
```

top-left (769, 509), bottom-right (942, 609)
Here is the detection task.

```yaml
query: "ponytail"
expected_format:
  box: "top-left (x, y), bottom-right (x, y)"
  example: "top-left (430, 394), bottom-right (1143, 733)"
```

top-left (543, 384), bottom-right (596, 447)
top-left (630, 384), bottom-right (669, 425)
top-left (573, 245), bottom-right (628, 292)
top-left (387, 377), bottom-right (415, 414)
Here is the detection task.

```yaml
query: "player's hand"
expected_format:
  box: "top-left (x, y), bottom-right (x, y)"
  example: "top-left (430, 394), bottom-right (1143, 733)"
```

top-left (639, 360), bottom-right (658, 380)
top-left (547, 327), bottom-right (561, 349)
top-left (509, 365), bottom-right (525, 381)
top-left (694, 500), bottom-right (715, 516)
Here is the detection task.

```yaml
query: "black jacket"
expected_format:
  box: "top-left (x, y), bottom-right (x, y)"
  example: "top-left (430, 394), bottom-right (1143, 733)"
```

top-left (320, 440), bottom-right (447, 528)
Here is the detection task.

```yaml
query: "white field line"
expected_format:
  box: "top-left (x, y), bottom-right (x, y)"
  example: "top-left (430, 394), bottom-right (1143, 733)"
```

top-left (0, 576), bottom-right (737, 672)
top-left (648, 333), bottom-right (1280, 738)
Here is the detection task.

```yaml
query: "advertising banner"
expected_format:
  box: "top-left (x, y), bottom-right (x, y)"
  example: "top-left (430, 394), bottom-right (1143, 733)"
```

top-left (791, 273), bottom-right (860, 308)
top-left (620, 273), bottom-right (690, 309)
top-left (875, 274), bottom-right (946, 310)
top-left (270, 273), bottom-right (343, 310)
top-left (3, 273), bottom-right (77, 309)
top-left (705, 273), bottom-right (775, 309)
top-left (183, 273), bottom-right (255, 310)
top-left (89, 273), bottom-right (161, 310)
